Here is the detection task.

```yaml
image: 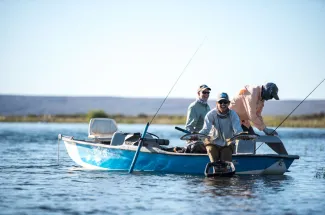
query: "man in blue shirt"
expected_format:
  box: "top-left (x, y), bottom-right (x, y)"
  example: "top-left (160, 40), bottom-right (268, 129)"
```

top-left (200, 92), bottom-right (243, 162)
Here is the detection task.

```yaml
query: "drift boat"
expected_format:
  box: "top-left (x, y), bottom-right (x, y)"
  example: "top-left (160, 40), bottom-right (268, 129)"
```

top-left (58, 118), bottom-right (299, 175)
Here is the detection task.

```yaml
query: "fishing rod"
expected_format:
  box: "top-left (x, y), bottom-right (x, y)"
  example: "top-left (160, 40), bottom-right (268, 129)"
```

top-left (128, 37), bottom-right (207, 173)
top-left (255, 78), bottom-right (325, 152)
top-left (149, 38), bottom-right (207, 125)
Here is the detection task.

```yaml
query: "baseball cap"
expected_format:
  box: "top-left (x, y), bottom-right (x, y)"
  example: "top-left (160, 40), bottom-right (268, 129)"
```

top-left (197, 84), bottom-right (211, 92)
top-left (265, 82), bottom-right (279, 100)
top-left (217, 92), bottom-right (229, 102)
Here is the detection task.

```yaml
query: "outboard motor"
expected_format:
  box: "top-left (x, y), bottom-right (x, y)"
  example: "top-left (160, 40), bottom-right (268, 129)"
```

top-left (204, 160), bottom-right (236, 177)
top-left (203, 132), bottom-right (258, 177)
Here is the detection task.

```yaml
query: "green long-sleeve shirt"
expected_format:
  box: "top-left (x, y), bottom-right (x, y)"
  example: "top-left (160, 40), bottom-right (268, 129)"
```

top-left (185, 100), bottom-right (210, 132)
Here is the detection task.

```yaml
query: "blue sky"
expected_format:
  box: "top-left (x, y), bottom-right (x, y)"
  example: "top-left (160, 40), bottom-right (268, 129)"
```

top-left (0, 0), bottom-right (324, 100)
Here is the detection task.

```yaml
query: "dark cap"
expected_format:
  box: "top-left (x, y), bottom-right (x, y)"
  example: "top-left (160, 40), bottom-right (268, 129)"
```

top-left (217, 92), bottom-right (229, 102)
top-left (264, 82), bottom-right (279, 100)
top-left (197, 84), bottom-right (211, 92)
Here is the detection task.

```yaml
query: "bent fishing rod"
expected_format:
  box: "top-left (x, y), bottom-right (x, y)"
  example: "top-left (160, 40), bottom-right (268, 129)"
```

top-left (149, 38), bottom-right (207, 125)
top-left (255, 78), bottom-right (325, 152)
top-left (128, 37), bottom-right (207, 173)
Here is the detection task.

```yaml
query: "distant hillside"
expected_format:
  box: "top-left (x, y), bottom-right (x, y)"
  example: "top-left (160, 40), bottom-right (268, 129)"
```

top-left (0, 95), bottom-right (324, 116)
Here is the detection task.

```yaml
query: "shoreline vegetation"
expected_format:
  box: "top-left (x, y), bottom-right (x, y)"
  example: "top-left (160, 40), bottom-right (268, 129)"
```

top-left (1, 110), bottom-right (325, 128)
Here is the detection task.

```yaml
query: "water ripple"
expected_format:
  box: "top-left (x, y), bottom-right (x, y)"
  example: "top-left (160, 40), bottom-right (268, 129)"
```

top-left (1, 123), bottom-right (325, 214)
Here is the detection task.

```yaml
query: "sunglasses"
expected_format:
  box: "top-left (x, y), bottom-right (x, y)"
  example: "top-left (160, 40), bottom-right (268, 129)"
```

top-left (218, 100), bottom-right (229, 105)
top-left (202, 91), bottom-right (210, 95)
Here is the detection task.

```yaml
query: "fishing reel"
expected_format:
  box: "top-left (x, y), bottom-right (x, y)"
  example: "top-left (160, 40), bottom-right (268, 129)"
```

top-left (225, 132), bottom-right (258, 143)
top-left (180, 133), bottom-right (213, 146)
top-left (180, 132), bottom-right (258, 145)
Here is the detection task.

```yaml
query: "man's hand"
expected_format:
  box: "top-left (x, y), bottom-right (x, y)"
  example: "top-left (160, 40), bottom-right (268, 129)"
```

top-left (263, 127), bottom-right (278, 136)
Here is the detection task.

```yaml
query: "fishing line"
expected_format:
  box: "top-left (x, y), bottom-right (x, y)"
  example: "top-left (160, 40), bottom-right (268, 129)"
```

top-left (128, 37), bottom-right (207, 173)
top-left (255, 78), bottom-right (325, 152)
top-left (272, 78), bottom-right (325, 133)
top-left (149, 37), bottom-right (207, 125)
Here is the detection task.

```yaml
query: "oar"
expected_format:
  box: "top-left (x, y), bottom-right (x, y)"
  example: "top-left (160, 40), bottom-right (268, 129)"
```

top-left (175, 126), bottom-right (191, 134)
top-left (128, 122), bottom-right (150, 173)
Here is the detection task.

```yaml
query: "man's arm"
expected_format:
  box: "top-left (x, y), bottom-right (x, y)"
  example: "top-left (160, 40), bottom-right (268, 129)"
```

top-left (244, 87), bottom-right (266, 131)
top-left (230, 110), bottom-right (243, 134)
top-left (199, 111), bottom-right (213, 135)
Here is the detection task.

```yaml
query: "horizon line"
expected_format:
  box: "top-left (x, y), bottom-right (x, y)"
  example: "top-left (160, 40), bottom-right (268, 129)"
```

top-left (1, 94), bottom-right (325, 101)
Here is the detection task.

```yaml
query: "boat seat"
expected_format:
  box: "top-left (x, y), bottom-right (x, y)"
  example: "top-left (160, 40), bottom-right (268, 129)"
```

top-left (110, 132), bottom-right (128, 146)
top-left (88, 118), bottom-right (118, 139)
top-left (235, 140), bottom-right (256, 154)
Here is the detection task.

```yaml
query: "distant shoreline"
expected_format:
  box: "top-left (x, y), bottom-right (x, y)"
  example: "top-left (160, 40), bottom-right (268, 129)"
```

top-left (1, 113), bottom-right (325, 128)
top-left (2, 95), bottom-right (325, 117)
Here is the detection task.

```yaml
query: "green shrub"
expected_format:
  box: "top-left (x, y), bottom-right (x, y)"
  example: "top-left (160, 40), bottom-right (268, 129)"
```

top-left (138, 113), bottom-right (149, 118)
top-left (87, 110), bottom-right (109, 121)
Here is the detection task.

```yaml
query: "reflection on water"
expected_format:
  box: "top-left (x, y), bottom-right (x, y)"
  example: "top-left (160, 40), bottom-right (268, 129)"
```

top-left (201, 175), bottom-right (292, 198)
top-left (315, 167), bottom-right (325, 179)
top-left (202, 176), bottom-right (255, 198)
top-left (1, 123), bottom-right (325, 214)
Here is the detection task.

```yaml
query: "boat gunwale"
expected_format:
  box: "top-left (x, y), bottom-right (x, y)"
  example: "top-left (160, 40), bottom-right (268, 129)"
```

top-left (62, 136), bottom-right (300, 160)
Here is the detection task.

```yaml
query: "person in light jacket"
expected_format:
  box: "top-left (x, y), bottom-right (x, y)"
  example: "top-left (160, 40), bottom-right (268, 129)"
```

top-left (199, 92), bottom-right (243, 162)
top-left (185, 84), bottom-right (211, 133)
top-left (229, 82), bottom-right (280, 135)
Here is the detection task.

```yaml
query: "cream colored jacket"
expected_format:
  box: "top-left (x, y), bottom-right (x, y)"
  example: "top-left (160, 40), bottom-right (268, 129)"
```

top-left (229, 85), bottom-right (266, 131)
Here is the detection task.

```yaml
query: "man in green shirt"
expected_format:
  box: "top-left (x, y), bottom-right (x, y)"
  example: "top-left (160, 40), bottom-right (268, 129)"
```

top-left (185, 84), bottom-right (211, 132)
top-left (174, 84), bottom-right (211, 153)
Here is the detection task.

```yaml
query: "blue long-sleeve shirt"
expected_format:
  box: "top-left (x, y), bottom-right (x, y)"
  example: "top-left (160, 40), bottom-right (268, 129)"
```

top-left (199, 109), bottom-right (243, 146)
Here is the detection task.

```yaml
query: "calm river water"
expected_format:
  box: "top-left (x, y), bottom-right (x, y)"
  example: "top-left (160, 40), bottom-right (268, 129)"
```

top-left (1, 122), bottom-right (325, 215)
